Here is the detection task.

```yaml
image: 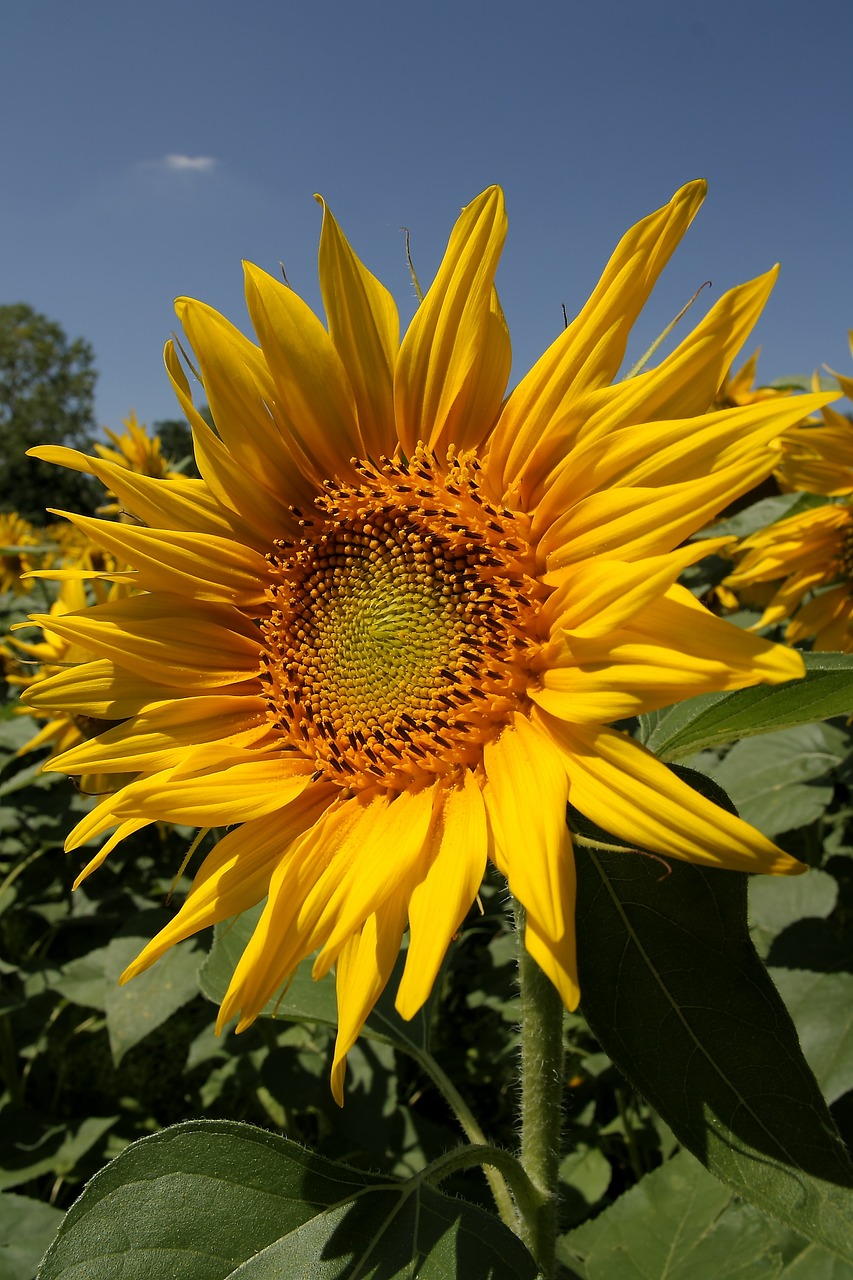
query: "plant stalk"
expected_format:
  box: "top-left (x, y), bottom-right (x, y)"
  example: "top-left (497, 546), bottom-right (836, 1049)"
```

top-left (513, 898), bottom-right (566, 1279)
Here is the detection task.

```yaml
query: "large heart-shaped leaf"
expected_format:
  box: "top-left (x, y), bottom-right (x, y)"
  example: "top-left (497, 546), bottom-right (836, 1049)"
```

top-left (574, 847), bottom-right (853, 1261)
top-left (36, 1120), bottom-right (536, 1279)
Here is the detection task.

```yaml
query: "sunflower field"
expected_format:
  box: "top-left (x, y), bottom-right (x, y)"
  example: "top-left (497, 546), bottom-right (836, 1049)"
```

top-left (2, 185), bottom-right (853, 1280)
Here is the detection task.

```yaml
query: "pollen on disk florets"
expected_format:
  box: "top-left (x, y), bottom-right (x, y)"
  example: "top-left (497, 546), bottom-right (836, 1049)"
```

top-left (258, 445), bottom-right (550, 791)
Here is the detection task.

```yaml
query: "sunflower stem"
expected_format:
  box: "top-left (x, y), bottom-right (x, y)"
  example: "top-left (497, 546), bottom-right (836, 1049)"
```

top-left (406, 1044), bottom-right (521, 1234)
top-left (513, 898), bottom-right (565, 1280)
top-left (418, 1141), bottom-right (541, 1216)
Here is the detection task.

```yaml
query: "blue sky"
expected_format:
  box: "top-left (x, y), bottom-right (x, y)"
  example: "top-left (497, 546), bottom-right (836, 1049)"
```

top-left (2, 0), bottom-right (851, 438)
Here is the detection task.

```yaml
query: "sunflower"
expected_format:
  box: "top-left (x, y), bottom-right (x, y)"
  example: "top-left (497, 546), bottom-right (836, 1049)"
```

top-left (714, 348), bottom-right (791, 409)
top-left (24, 183), bottom-right (830, 1101)
top-left (724, 353), bottom-right (853, 649)
top-left (94, 411), bottom-right (186, 517)
top-left (0, 511), bottom-right (44, 593)
top-left (4, 571), bottom-right (133, 794)
top-left (5, 590), bottom-right (118, 803)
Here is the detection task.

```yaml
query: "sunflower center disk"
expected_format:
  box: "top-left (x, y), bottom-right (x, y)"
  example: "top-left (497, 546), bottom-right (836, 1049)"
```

top-left (259, 447), bottom-right (547, 791)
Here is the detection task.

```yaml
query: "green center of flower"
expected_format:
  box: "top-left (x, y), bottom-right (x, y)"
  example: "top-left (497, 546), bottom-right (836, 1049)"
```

top-left (259, 446), bottom-right (547, 791)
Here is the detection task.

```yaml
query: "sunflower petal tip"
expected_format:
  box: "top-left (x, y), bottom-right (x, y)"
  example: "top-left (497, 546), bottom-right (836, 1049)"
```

top-left (672, 177), bottom-right (707, 208)
top-left (393, 988), bottom-right (418, 1024)
top-left (775, 856), bottom-right (809, 877)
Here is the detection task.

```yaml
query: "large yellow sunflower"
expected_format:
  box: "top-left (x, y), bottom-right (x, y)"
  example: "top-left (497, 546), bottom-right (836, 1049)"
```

top-left (24, 183), bottom-right (831, 1101)
top-left (724, 347), bottom-right (853, 649)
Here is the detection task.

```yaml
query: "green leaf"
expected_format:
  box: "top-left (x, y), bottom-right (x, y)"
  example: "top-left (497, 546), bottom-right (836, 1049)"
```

top-left (0, 1193), bottom-right (65, 1280)
top-left (102, 921), bottom-right (202, 1065)
top-left (769, 969), bottom-right (853, 1105)
top-left (695, 723), bottom-right (847, 836)
top-left (47, 952), bottom-right (109, 1012)
top-left (560, 1150), bottom-right (853, 1280)
top-left (749, 870), bottom-right (838, 938)
top-left (694, 492), bottom-right (826, 540)
top-left (777, 1240), bottom-right (853, 1278)
top-left (558, 1143), bottom-right (612, 1227)
top-left (0, 715), bottom-right (41, 757)
top-left (559, 1149), bottom-right (784, 1279)
top-left (638, 653), bottom-right (853, 761)
top-left (574, 848), bottom-right (853, 1261)
top-left (36, 1120), bottom-right (536, 1280)
top-left (0, 1110), bottom-right (116, 1192)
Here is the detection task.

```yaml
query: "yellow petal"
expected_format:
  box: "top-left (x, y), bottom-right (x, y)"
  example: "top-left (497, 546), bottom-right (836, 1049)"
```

top-left (73, 819), bottom-right (151, 888)
top-left (243, 262), bottom-right (363, 472)
top-left (541, 455), bottom-right (774, 568)
top-left (15, 718), bottom-right (72, 757)
top-left (534, 392), bottom-right (835, 539)
top-left (46, 510), bottom-right (270, 610)
top-left (316, 196), bottom-right (399, 459)
top-left (395, 772), bottom-right (488, 1021)
top-left (537, 711), bottom-right (805, 875)
top-left (120, 787), bottom-right (335, 982)
top-left (164, 341), bottom-right (302, 546)
top-left (725, 348), bottom-right (763, 401)
top-left (727, 504), bottom-right (846, 585)
top-left (21, 658), bottom-right (258, 719)
top-left (110, 754), bottom-right (315, 826)
top-left (311, 785), bottom-right (436, 976)
top-left (808, 599), bottom-right (853, 651)
top-left (330, 888), bottom-right (409, 1105)
top-left (217, 795), bottom-right (381, 1031)
top-left (27, 444), bottom-right (263, 548)
top-left (445, 287), bottom-right (512, 453)
top-left (25, 594), bottom-right (263, 689)
top-left (752, 569), bottom-right (830, 629)
top-left (783, 588), bottom-right (850, 650)
top-left (175, 297), bottom-right (320, 506)
top-left (49, 696), bottom-right (270, 775)
top-left (66, 793), bottom-right (132, 853)
top-left (488, 180), bottom-right (706, 494)
top-left (395, 187), bottom-right (508, 456)
top-left (524, 899), bottom-right (579, 1012)
top-left (517, 272), bottom-right (779, 503)
top-left (483, 713), bottom-right (572, 944)
top-left (542, 538), bottom-right (735, 639)
top-left (533, 583), bottom-right (805, 723)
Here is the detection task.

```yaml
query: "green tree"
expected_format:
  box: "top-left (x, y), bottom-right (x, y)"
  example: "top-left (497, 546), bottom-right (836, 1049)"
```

top-left (0, 303), bottom-right (100, 523)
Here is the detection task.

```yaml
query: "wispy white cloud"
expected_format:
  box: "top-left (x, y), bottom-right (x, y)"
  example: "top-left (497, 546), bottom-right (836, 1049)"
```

top-left (60, 152), bottom-right (265, 230)
top-left (162, 153), bottom-right (218, 173)
top-left (131, 154), bottom-right (219, 178)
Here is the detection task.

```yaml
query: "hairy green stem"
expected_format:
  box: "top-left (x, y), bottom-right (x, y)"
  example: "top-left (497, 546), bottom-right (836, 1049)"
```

top-left (513, 899), bottom-right (566, 1279)
top-left (407, 1043), bottom-right (521, 1234)
top-left (419, 1142), bottom-right (541, 1222)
